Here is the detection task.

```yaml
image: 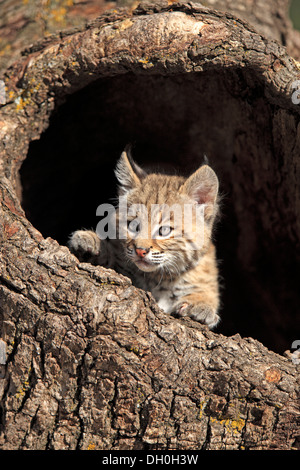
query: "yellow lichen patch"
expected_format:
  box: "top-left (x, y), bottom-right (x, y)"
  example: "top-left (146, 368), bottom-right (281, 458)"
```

top-left (35, 0), bottom-right (74, 31)
top-left (130, 346), bottom-right (140, 355)
top-left (0, 43), bottom-right (11, 57)
top-left (15, 368), bottom-right (32, 400)
top-left (8, 90), bottom-right (16, 101)
top-left (210, 416), bottom-right (246, 434)
top-left (230, 418), bottom-right (246, 433)
top-left (15, 97), bottom-right (27, 112)
top-left (293, 59), bottom-right (300, 70)
top-left (138, 58), bottom-right (154, 68)
top-left (198, 399), bottom-right (209, 419)
top-left (50, 7), bottom-right (67, 23)
top-left (14, 78), bottom-right (41, 112)
top-left (87, 442), bottom-right (96, 450)
top-left (198, 398), bottom-right (246, 435)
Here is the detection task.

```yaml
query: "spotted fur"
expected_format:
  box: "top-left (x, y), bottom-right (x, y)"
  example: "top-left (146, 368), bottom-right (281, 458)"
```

top-left (69, 149), bottom-right (221, 328)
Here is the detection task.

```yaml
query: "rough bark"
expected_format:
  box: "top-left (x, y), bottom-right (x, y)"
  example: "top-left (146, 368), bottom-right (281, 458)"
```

top-left (1, 0), bottom-right (300, 74)
top-left (202, 0), bottom-right (300, 60)
top-left (0, 1), bottom-right (299, 450)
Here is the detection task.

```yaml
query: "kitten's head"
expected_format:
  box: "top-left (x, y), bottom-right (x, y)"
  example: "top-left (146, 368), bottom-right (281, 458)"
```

top-left (114, 148), bottom-right (219, 275)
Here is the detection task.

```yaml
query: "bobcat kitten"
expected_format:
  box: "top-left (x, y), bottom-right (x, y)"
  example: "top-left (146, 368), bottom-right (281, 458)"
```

top-left (69, 149), bottom-right (221, 328)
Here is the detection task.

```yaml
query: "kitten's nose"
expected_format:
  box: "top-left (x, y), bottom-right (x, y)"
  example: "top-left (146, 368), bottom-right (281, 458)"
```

top-left (135, 247), bottom-right (149, 258)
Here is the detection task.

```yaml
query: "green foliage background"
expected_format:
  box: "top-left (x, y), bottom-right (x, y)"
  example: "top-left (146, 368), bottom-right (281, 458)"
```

top-left (290, 0), bottom-right (300, 30)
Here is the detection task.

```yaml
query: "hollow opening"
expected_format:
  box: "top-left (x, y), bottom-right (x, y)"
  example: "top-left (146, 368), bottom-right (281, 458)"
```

top-left (20, 70), bottom-right (299, 354)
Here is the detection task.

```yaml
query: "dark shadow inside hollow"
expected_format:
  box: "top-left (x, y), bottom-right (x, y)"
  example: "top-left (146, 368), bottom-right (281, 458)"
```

top-left (20, 71), bottom-right (300, 354)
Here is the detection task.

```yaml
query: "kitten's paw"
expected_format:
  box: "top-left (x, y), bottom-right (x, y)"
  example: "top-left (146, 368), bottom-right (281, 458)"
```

top-left (176, 302), bottom-right (220, 329)
top-left (68, 230), bottom-right (100, 256)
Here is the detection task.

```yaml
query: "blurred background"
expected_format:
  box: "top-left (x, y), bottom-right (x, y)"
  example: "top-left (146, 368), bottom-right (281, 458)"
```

top-left (290, 0), bottom-right (300, 29)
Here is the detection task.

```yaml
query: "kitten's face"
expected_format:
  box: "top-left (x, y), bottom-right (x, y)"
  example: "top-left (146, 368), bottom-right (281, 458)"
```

top-left (115, 150), bottom-right (219, 275)
top-left (120, 193), bottom-right (207, 274)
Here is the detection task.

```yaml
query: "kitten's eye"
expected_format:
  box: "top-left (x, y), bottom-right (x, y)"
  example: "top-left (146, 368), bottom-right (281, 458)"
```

top-left (158, 226), bottom-right (172, 237)
top-left (128, 219), bottom-right (141, 234)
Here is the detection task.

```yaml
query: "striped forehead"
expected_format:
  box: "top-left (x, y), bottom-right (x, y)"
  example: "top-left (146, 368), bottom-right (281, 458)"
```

top-left (128, 174), bottom-right (186, 206)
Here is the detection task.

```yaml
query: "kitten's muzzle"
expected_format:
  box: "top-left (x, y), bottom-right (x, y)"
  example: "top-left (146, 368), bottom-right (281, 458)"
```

top-left (131, 244), bottom-right (159, 272)
top-left (135, 246), bottom-right (150, 259)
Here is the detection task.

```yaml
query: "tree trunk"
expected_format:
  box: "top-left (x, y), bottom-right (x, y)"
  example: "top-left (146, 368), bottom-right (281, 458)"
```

top-left (0, 0), bottom-right (299, 450)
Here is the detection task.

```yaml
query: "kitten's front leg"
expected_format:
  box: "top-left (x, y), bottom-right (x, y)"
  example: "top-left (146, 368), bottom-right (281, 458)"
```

top-left (175, 294), bottom-right (220, 329)
top-left (68, 230), bottom-right (101, 262)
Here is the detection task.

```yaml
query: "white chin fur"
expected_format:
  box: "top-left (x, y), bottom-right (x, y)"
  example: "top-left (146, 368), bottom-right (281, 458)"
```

top-left (134, 259), bottom-right (158, 272)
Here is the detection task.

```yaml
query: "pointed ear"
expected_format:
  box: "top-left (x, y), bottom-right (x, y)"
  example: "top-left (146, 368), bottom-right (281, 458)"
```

top-left (114, 148), bottom-right (147, 195)
top-left (182, 165), bottom-right (219, 206)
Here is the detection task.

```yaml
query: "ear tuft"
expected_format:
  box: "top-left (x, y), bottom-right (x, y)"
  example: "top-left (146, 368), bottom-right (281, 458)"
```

top-left (114, 147), bottom-right (147, 195)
